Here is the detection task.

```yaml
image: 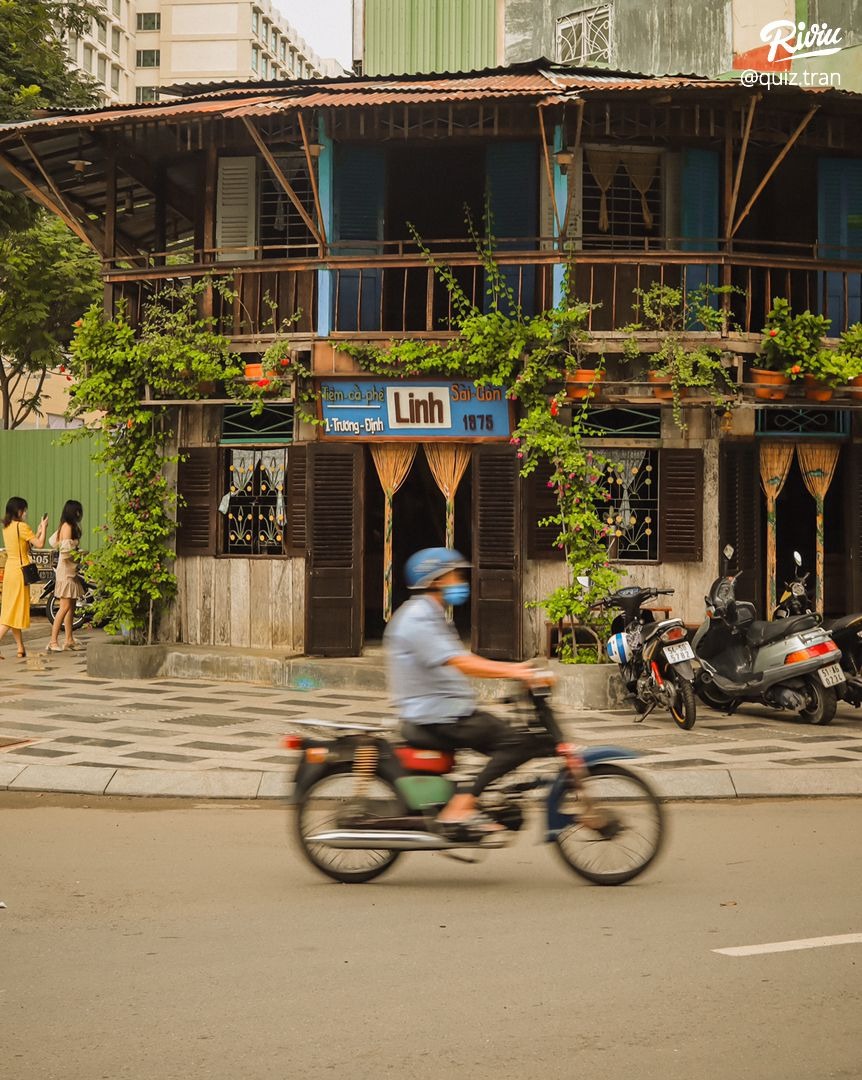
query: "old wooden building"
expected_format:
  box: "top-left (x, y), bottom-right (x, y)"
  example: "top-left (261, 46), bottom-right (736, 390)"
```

top-left (1, 63), bottom-right (860, 657)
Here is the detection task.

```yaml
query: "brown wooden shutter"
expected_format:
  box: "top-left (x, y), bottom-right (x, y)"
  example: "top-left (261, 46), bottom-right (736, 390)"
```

top-left (719, 441), bottom-right (762, 607)
top-left (848, 441), bottom-right (862, 611)
top-left (305, 443), bottom-right (363, 657)
top-left (176, 447), bottom-right (219, 556)
top-left (472, 445), bottom-right (523, 660)
top-left (284, 443), bottom-right (308, 556)
top-left (526, 464), bottom-right (565, 561)
top-left (659, 448), bottom-right (703, 563)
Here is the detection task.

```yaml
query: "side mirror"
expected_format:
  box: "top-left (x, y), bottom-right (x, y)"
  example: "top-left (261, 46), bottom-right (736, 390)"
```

top-left (793, 551), bottom-right (802, 567)
top-left (576, 575), bottom-right (591, 589)
top-left (723, 544), bottom-right (735, 561)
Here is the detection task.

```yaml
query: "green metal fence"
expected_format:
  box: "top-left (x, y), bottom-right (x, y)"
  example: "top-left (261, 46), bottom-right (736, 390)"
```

top-left (364, 0), bottom-right (497, 76)
top-left (0, 429), bottom-right (109, 552)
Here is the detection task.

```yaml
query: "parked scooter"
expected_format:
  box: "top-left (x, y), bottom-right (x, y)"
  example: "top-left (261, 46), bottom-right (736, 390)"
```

top-left (692, 546), bottom-right (845, 725)
top-left (598, 584), bottom-right (697, 729)
top-left (773, 551), bottom-right (862, 707)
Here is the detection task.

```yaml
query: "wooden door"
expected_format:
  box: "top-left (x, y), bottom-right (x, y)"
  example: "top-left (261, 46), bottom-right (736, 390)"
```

top-left (848, 438), bottom-right (862, 611)
top-left (305, 443), bottom-right (364, 656)
top-left (472, 445), bottom-right (522, 660)
top-left (719, 441), bottom-right (763, 608)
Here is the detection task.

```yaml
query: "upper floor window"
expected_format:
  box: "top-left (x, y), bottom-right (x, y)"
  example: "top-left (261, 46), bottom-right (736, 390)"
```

top-left (136, 86), bottom-right (159, 103)
top-left (261, 21), bottom-right (269, 47)
top-left (67, 33), bottom-right (79, 62)
top-left (280, 39), bottom-right (286, 61)
top-left (96, 17), bottom-right (108, 45)
top-left (252, 9), bottom-right (260, 35)
top-left (111, 26), bottom-right (121, 54)
top-left (262, 56), bottom-right (269, 79)
top-left (110, 64), bottom-right (120, 92)
top-left (97, 55), bottom-right (107, 83)
top-left (556, 4), bottom-right (612, 66)
top-left (112, 0), bottom-right (121, 16)
top-left (251, 45), bottom-right (260, 72)
top-left (83, 44), bottom-right (94, 72)
top-left (136, 49), bottom-right (160, 67)
top-left (136, 12), bottom-right (161, 30)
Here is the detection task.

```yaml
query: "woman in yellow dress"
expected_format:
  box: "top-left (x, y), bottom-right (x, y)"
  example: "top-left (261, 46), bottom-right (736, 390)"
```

top-left (0, 497), bottom-right (49, 659)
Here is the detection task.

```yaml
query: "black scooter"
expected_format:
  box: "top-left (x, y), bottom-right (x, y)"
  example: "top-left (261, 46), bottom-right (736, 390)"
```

top-left (774, 551), bottom-right (862, 708)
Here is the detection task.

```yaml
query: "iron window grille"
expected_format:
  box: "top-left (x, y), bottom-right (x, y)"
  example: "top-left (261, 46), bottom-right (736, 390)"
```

top-left (556, 5), bottom-right (612, 66)
top-left (755, 408), bottom-right (851, 437)
top-left (222, 448), bottom-right (289, 556)
top-left (603, 448), bottom-right (659, 562)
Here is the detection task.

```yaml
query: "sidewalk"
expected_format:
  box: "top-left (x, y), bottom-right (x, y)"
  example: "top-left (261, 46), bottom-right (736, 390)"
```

top-left (2, 626), bottom-right (862, 800)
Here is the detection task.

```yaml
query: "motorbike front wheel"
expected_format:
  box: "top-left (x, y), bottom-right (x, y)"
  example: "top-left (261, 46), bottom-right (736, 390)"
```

top-left (669, 678), bottom-right (696, 730)
top-left (294, 767), bottom-right (406, 883)
top-left (798, 678), bottom-right (837, 726)
top-left (47, 593), bottom-right (88, 632)
top-left (554, 764), bottom-right (664, 886)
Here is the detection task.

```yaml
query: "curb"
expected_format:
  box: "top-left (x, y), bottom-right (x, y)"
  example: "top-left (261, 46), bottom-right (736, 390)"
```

top-left (3, 761), bottom-right (861, 801)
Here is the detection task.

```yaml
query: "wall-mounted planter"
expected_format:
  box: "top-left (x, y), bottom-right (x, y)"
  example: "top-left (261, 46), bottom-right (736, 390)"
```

top-left (647, 370), bottom-right (678, 401)
top-left (750, 367), bottom-right (789, 401)
top-left (244, 362), bottom-right (263, 379)
top-left (848, 374), bottom-right (862, 401)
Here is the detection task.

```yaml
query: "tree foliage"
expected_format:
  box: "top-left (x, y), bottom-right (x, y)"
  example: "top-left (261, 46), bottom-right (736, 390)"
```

top-left (0, 213), bottom-right (100, 427)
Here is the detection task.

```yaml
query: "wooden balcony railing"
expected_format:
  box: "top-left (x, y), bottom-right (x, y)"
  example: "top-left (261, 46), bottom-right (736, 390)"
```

top-left (105, 246), bottom-right (862, 340)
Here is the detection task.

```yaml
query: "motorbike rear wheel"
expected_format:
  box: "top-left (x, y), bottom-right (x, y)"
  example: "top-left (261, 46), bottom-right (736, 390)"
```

top-left (696, 679), bottom-right (735, 713)
top-left (294, 767), bottom-right (406, 883)
top-left (553, 764), bottom-right (664, 886)
top-left (669, 679), bottom-right (696, 730)
top-left (47, 593), bottom-right (87, 632)
top-left (798, 678), bottom-right (837, 726)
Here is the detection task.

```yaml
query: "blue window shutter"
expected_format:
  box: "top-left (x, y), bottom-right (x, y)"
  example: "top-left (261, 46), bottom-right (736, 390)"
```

top-left (818, 158), bottom-right (862, 330)
top-left (680, 149), bottom-right (719, 301)
top-left (485, 142), bottom-right (538, 314)
top-left (333, 146), bottom-right (385, 330)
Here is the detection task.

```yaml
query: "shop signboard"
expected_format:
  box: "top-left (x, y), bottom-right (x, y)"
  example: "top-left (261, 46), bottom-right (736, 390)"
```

top-left (317, 379), bottom-right (512, 440)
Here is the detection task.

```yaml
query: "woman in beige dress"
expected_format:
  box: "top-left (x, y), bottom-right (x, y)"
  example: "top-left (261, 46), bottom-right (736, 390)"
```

top-left (0, 496), bottom-right (49, 659)
top-left (46, 500), bottom-right (86, 653)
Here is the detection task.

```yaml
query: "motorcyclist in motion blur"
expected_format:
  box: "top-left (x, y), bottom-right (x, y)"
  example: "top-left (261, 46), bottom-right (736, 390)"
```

top-left (384, 547), bottom-right (553, 837)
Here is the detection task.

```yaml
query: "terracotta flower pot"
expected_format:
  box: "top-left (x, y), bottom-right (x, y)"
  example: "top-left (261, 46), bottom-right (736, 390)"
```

top-left (803, 374), bottom-right (833, 402)
top-left (848, 374), bottom-right (862, 401)
top-left (647, 370), bottom-right (675, 401)
top-left (750, 367), bottom-right (789, 401)
top-left (244, 362), bottom-right (263, 379)
top-left (565, 368), bottom-right (605, 400)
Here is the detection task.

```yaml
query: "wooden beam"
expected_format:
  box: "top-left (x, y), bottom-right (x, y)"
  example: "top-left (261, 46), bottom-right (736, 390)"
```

top-left (241, 116), bottom-right (323, 248)
top-left (726, 94), bottom-right (759, 239)
top-left (105, 147), bottom-right (117, 262)
top-left (536, 105), bottom-right (563, 241)
top-left (731, 106), bottom-right (817, 238)
top-left (297, 110), bottom-right (326, 251)
top-left (0, 149), bottom-right (94, 249)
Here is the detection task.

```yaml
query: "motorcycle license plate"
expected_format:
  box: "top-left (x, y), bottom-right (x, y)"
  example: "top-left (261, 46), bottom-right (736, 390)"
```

top-left (818, 663), bottom-right (846, 687)
top-left (664, 641), bottom-right (695, 664)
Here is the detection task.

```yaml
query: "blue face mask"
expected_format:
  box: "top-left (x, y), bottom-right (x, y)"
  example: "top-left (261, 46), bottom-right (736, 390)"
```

top-left (441, 583), bottom-right (470, 606)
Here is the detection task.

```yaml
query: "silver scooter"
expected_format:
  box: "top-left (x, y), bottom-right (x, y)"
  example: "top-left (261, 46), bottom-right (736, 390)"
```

top-left (691, 547), bottom-right (845, 725)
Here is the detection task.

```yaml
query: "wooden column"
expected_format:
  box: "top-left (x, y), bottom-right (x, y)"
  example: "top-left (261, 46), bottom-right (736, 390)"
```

top-left (202, 137), bottom-right (217, 319)
top-left (104, 148), bottom-right (117, 315)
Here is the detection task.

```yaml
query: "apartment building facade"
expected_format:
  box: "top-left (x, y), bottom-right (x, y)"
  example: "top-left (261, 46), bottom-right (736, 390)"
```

top-left (67, 0), bottom-right (341, 105)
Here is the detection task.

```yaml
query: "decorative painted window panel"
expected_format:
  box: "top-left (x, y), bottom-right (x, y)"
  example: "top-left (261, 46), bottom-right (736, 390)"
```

top-left (604, 448), bottom-right (659, 562)
top-left (556, 5), bottom-right (612, 65)
top-left (223, 448), bottom-right (289, 555)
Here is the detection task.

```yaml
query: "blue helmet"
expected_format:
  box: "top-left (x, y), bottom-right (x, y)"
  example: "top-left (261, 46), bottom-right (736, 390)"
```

top-left (404, 547), bottom-right (471, 590)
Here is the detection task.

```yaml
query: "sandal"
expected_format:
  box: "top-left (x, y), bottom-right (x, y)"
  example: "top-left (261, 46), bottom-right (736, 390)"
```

top-left (435, 813), bottom-right (505, 842)
top-left (64, 641), bottom-right (84, 651)
top-left (46, 644), bottom-right (64, 653)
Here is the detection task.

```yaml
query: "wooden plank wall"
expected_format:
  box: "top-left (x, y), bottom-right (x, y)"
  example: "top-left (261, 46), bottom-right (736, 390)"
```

top-left (160, 405), bottom-right (306, 652)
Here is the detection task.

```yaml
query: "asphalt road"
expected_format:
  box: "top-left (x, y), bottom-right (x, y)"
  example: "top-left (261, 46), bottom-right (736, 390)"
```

top-left (2, 795), bottom-right (860, 1080)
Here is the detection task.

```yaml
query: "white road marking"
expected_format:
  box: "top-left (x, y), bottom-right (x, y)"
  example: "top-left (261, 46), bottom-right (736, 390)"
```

top-left (714, 933), bottom-right (862, 957)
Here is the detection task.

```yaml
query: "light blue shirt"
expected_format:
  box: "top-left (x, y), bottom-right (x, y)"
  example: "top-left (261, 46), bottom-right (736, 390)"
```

top-left (384, 594), bottom-right (474, 724)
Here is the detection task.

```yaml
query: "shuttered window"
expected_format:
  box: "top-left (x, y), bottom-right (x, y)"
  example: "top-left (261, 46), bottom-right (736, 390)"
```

top-left (473, 446), bottom-right (522, 659)
top-left (285, 444), bottom-right (307, 556)
top-left (176, 448), bottom-right (219, 556)
top-left (216, 156), bottom-right (257, 262)
top-left (718, 442), bottom-right (761, 604)
top-left (847, 441), bottom-right (862, 610)
top-left (659, 448), bottom-right (703, 563)
top-left (526, 464), bottom-right (565, 561)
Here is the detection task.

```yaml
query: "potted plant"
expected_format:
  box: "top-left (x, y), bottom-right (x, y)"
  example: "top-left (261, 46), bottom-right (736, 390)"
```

top-left (565, 355), bottom-right (606, 400)
top-left (793, 347), bottom-right (861, 401)
top-left (836, 324), bottom-right (862, 399)
top-left (623, 283), bottom-right (735, 430)
top-left (755, 298), bottom-right (831, 400)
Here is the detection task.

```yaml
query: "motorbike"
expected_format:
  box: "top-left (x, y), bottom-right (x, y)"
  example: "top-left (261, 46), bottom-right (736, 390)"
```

top-left (598, 585), bottom-right (697, 730)
top-left (288, 684), bottom-right (664, 886)
top-left (773, 551), bottom-right (862, 708)
top-left (691, 546), bottom-right (845, 725)
top-left (39, 559), bottom-right (97, 632)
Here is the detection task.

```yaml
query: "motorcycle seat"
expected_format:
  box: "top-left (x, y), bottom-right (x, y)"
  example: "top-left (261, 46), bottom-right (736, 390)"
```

top-left (399, 721), bottom-right (453, 750)
top-left (827, 613), bottom-right (862, 634)
top-left (746, 614), bottom-right (818, 648)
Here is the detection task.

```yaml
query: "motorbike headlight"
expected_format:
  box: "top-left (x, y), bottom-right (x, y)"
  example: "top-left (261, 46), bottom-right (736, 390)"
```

top-left (791, 583), bottom-right (806, 596)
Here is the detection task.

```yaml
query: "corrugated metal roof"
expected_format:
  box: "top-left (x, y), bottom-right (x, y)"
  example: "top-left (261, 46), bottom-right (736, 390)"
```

top-left (0, 65), bottom-right (857, 137)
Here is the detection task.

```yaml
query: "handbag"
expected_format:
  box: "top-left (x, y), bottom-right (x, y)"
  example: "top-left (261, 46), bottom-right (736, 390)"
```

top-left (17, 523), bottom-right (40, 586)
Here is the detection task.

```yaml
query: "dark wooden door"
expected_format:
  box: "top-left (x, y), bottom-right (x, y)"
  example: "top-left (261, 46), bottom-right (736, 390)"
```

top-left (848, 439), bottom-right (862, 612)
top-left (305, 443), bottom-right (364, 657)
top-left (472, 445), bottom-right (523, 660)
top-left (719, 441), bottom-right (763, 608)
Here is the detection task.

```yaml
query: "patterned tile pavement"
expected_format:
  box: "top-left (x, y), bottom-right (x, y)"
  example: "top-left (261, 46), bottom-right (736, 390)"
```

top-left (1, 626), bottom-right (861, 797)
